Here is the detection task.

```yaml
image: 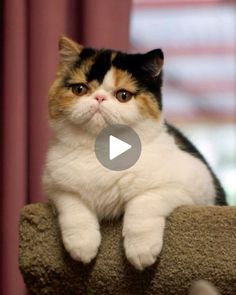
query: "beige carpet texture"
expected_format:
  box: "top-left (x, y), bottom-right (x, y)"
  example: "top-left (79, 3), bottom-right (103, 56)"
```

top-left (19, 203), bottom-right (236, 295)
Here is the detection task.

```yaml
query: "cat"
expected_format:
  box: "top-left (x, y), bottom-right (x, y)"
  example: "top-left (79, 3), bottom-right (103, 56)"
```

top-left (42, 36), bottom-right (226, 270)
top-left (189, 280), bottom-right (221, 295)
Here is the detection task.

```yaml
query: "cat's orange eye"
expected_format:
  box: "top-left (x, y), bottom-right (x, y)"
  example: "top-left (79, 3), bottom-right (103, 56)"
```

top-left (115, 89), bottom-right (133, 103)
top-left (70, 83), bottom-right (88, 96)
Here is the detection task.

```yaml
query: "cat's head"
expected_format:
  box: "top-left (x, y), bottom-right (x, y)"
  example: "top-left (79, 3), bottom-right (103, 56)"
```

top-left (49, 36), bottom-right (164, 135)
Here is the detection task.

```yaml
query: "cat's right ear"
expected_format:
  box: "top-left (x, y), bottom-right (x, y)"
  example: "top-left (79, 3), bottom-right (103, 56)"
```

top-left (58, 36), bottom-right (83, 65)
top-left (141, 49), bottom-right (164, 78)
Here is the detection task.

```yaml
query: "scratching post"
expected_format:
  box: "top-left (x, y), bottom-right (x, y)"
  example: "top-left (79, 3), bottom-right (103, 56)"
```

top-left (19, 203), bottom-right (236, 294)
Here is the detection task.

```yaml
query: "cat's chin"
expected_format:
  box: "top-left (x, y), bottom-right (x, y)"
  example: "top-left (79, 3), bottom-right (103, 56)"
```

top-left (83, 112), bottom-right (107, 133)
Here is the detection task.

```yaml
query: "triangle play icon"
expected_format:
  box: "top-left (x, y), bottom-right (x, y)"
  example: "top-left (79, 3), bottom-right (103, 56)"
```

top-left (109, 135), bottom-right (132, 160)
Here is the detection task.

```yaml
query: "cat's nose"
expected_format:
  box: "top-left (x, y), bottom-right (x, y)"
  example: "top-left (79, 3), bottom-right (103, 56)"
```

top-left (95, 94), bottom-right (106, 103)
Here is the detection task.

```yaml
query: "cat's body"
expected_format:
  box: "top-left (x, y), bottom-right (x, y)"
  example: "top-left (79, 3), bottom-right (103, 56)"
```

top-left (44, 121), bottom-right (224, 219)
top-left (43, 37), bottom-right (226, 270)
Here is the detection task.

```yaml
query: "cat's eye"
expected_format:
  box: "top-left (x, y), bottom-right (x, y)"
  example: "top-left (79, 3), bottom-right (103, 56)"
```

top-left (70, 83), bottom-right (88, 96)
top-left (115, 89), bottom-right (133, 103)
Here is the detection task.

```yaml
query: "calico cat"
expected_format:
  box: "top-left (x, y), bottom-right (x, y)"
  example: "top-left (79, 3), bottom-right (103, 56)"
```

top-left (42, 36), bottom-right (226, 270)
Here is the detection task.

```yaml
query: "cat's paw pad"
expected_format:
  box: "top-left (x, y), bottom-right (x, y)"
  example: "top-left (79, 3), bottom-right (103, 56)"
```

top-left (124, 234), bottom-right (163, 270)
top-left (62, 229), bottom-right (101, 264)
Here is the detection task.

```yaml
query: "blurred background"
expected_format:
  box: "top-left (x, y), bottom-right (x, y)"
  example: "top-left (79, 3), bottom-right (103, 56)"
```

top-left (130, 0), bottom-right (236, 205)
top-left (0, 0), bottom-right (235, 294)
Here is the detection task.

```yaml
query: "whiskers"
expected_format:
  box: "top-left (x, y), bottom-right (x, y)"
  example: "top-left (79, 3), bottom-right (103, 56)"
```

top-left (100, 105), bottom-right (121, 125)
top-left (69, 103), bottom-right (103, 124)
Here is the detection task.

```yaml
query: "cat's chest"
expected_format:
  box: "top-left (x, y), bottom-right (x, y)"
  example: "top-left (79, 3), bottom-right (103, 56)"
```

top-left (47, 144), bottom-right (122, 196)
top-left (46, 144), bottom-right (133, 218)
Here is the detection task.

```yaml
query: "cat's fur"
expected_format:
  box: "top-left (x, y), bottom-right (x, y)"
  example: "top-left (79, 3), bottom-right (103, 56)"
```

top-left (189, 280), bottom-right (221, 295)
top-left (43, 36), bottom-right (226, 270)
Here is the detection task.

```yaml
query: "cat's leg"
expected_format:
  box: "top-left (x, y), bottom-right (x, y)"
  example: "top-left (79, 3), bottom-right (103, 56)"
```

top-left (50, 192), bottom-right (101, 263)
top-left (123, 189), bottom-right (193, 270)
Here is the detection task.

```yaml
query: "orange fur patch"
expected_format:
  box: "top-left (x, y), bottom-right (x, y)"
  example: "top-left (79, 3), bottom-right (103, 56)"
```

top-left (112, 68), bottom-right (160, 120)
top-left (113, 68), bottom-right (137, 93)
top-left (67, 57), bottom-right (96, 84)
top-left (80, 57), bottom-right (96, 77)
top-left (111, 52), bottom-right (117, 62)
top-left (136, 92), bottom-right (160, 120)
top-left (48, 83), bottom-right (77, 119)
top-left (89, 80), bottom-right (99, 92)
top-left (48, 58), bottom-right (100, 119)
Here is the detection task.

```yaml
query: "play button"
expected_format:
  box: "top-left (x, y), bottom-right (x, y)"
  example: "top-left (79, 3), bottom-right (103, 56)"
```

top-left (109, 135), bottom-right (131, 160)
top-left (95, 124), bottom-right (141, 171)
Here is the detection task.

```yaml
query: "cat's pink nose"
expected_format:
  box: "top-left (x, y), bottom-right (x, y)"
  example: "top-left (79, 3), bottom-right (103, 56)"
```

top-left (95, 94), bottom-right (106, 103)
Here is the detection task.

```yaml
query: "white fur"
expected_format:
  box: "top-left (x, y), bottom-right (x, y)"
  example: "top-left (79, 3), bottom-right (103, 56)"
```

top-left (189, 280), bottom-right (220, 295)
top-left (43, 68), bottom-right (216, 270)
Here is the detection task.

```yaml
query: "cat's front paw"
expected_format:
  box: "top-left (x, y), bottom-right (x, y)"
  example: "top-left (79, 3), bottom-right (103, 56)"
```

top-left (123, 231), bottom-right (163, 271)
top-left (62, 228), bottom-right (101, 264)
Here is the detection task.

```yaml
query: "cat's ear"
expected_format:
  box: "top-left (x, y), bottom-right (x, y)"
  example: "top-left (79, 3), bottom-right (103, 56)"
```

top-left (142, 49), bottom-right (164, 77)
top-left (58, 36), bottom-right (83, 65)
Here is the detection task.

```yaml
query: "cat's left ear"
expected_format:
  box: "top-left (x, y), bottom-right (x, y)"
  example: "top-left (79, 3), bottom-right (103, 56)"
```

top-left (58, 36), bottom-right (83, 65)
top-left (142, 49), bottom-right (164, 77)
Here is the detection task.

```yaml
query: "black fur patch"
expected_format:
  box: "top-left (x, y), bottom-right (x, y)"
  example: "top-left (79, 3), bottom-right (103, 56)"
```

top-left (71, 48), bottom-right (97, 70)
top-left (86, 50), bottom-right (112, 84)
top-left (80, 47), bottom-right (97, 60)
top-left (165, 122), bottom-right (227, 205)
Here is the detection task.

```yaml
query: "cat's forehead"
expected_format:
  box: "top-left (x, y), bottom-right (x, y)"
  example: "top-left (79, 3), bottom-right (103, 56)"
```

top-left (69, 48), bottom-right (138, 90)
top-left (84, 49), bottom-right (116, 83)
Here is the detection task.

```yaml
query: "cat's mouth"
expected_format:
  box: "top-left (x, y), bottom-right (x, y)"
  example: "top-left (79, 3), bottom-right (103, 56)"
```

top-left (79, 105), bottom-right (108, 126)
top-left (92, 108), bottom-right (110, 124)
top-left (85, 105), bottom-right (119, 127)
top-left (95, 105), bottom-right (121, 125)
top-left (69, 103), bottom-right (121, 128)
top-left (94, 108), bottom-right (102, 114)
top-left (90, 105), bottom-right (104, 118)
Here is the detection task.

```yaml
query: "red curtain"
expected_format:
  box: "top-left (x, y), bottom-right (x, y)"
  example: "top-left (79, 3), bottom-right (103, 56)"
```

top-left (0, 0), bottom-right (131, 294)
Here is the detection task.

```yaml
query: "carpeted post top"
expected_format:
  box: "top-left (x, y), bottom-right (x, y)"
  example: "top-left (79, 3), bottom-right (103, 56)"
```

top-left (19, 203), bottom-right (236, 295)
